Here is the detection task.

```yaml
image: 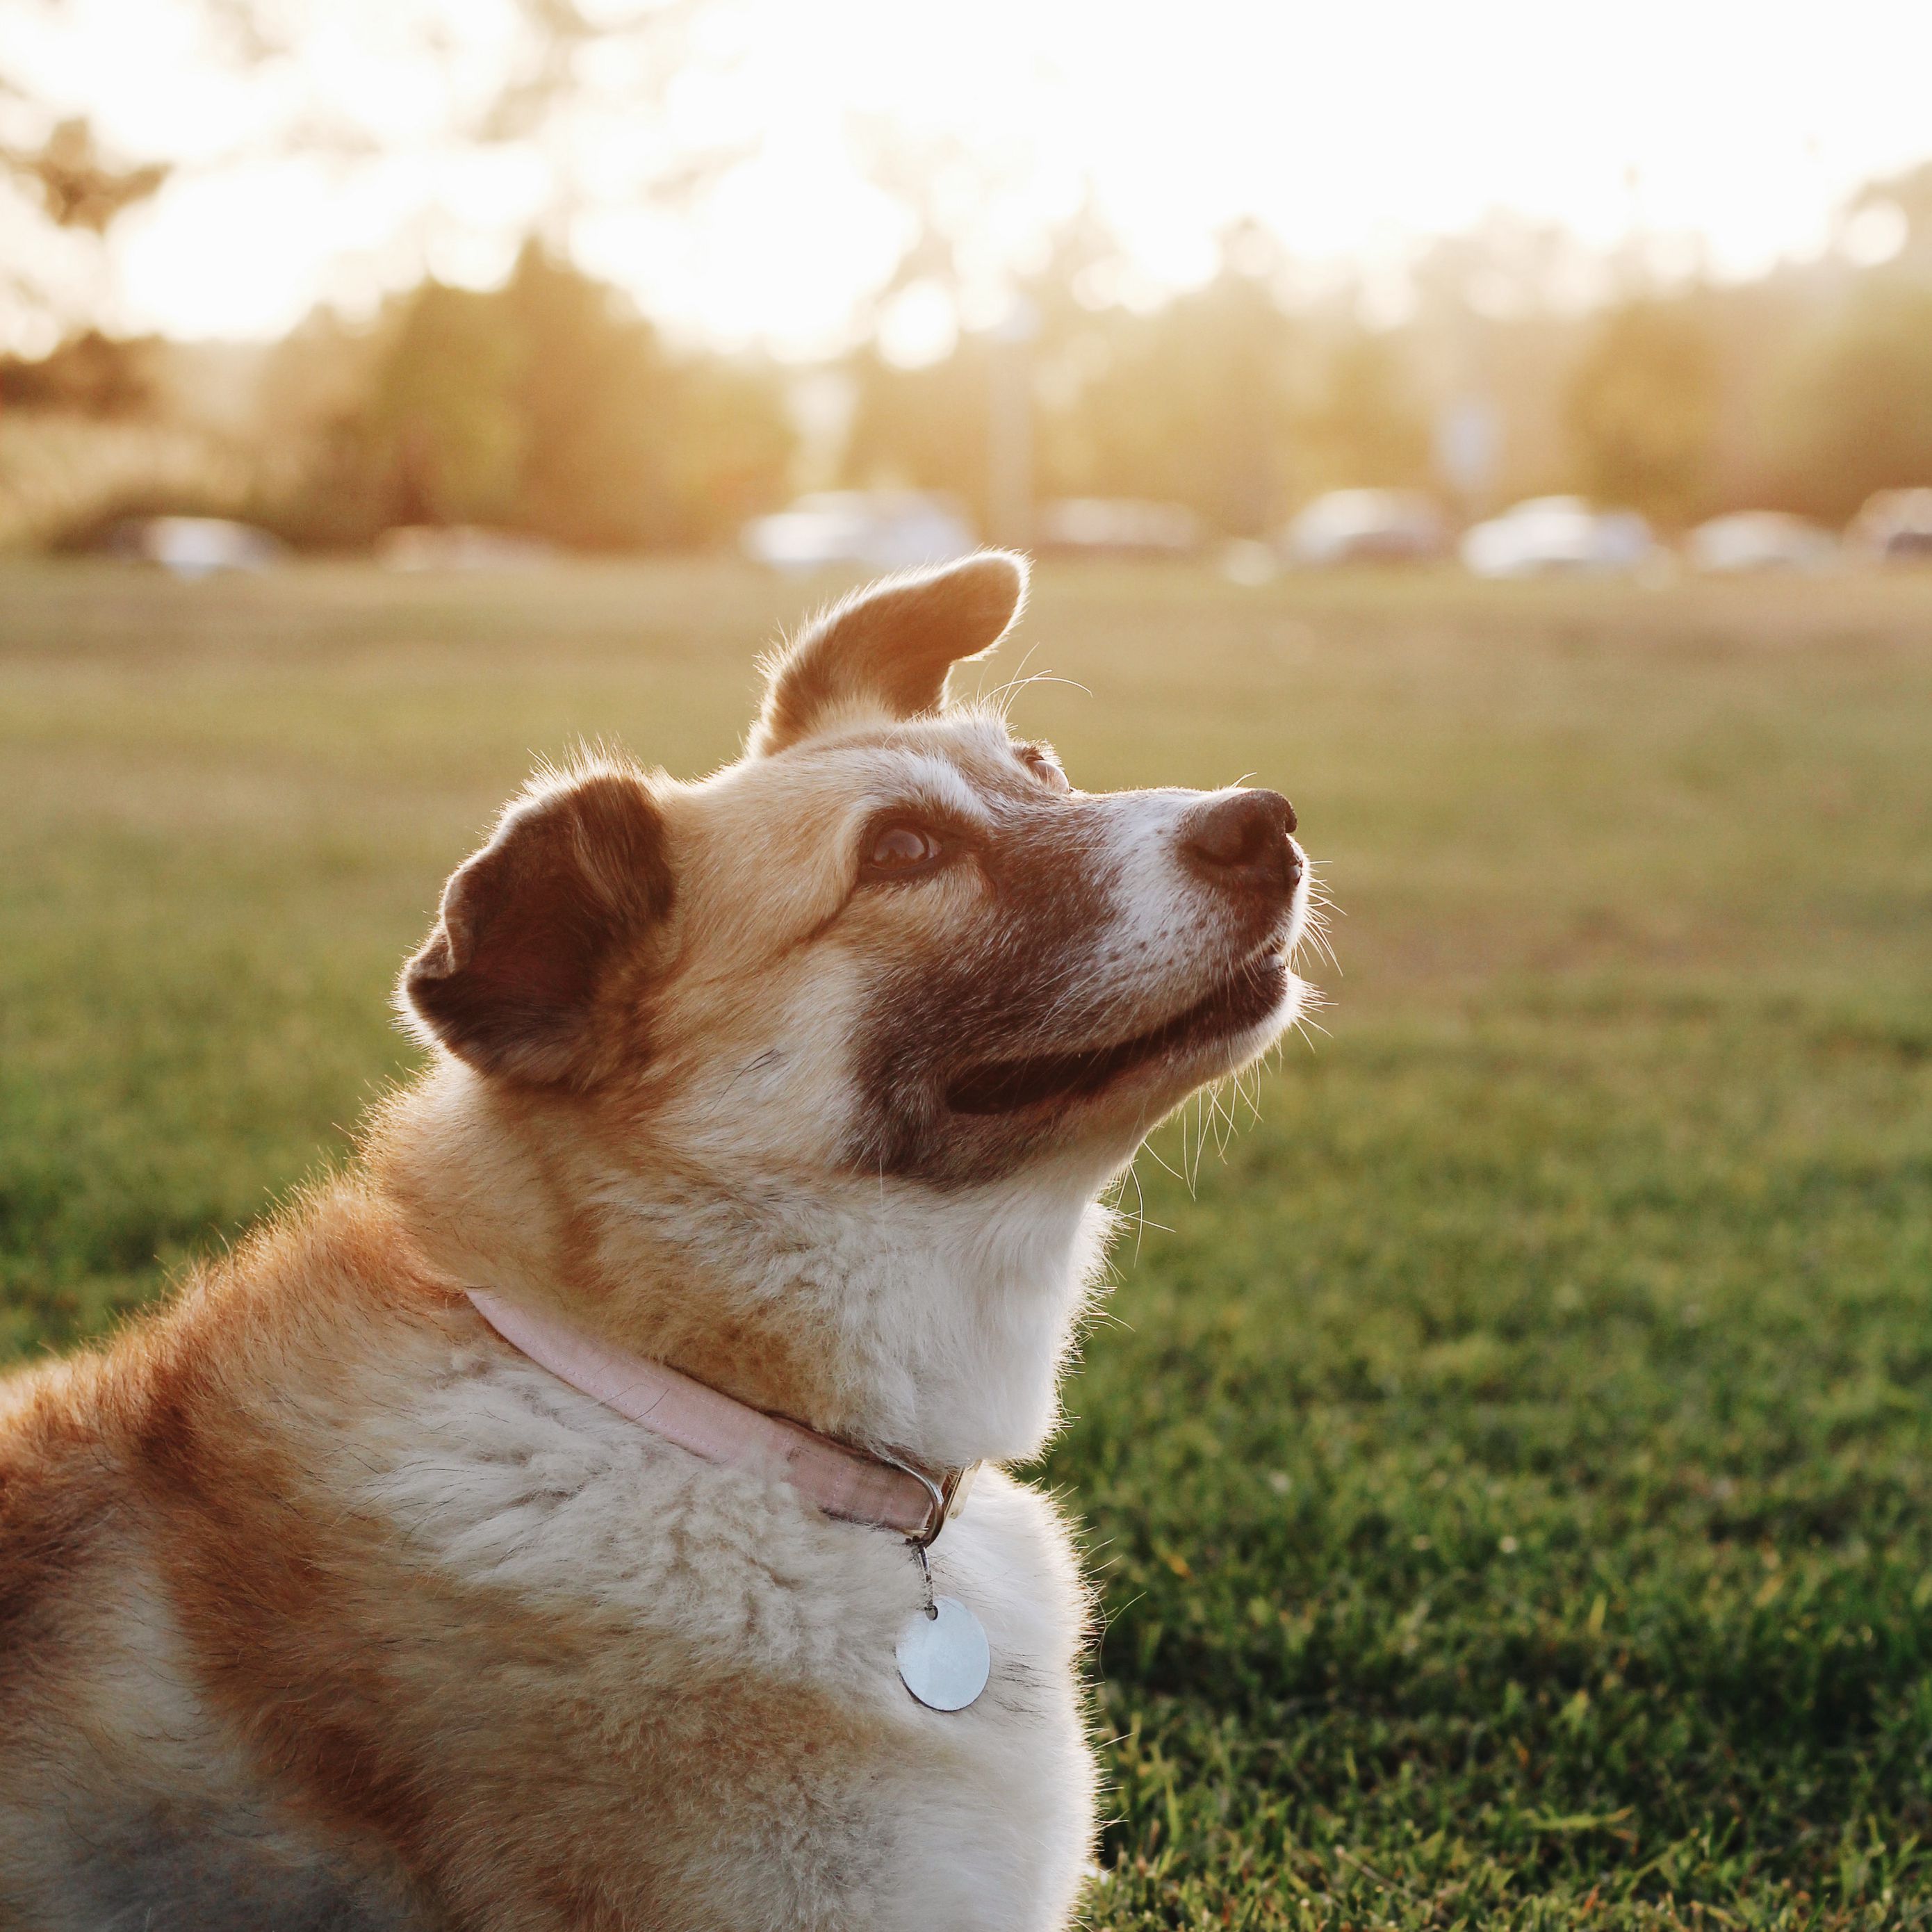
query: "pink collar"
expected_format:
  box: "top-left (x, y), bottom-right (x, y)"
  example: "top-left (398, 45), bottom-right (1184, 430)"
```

top-left (466, 1288), bottom-right (976, 1544)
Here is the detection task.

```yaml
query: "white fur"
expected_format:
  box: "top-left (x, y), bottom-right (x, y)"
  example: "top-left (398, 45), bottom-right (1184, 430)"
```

top-left (589, 1170), bottom-right (1116, 1467)
top-left (346, 1250), bottom-right (1100, 1929)
top-left (366, 1087), bottom-right (1117, 1927)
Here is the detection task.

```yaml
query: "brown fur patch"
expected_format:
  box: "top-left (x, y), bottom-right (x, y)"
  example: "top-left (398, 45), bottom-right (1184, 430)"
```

top-left (402, 760), bottom-right (674, 1089)
top-left (0, 1364), bottom-right (121, 1692)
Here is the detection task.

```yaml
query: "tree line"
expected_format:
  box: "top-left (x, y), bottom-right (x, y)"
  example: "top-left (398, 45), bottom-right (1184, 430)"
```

top-left (5, 179), bottom-right (1932, 550)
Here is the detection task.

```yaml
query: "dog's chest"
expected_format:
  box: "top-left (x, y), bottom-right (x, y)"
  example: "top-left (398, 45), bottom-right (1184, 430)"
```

top-left (348, 1355), bottom-right (1095, 1929)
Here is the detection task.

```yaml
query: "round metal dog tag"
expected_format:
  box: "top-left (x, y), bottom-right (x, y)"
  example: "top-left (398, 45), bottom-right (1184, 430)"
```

top-left (896, 1596), bottom-right (990, 1712)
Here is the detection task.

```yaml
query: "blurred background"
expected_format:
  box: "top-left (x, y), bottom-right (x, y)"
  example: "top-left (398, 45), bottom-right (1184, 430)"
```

top-left (6, 4), bottom-right (1932, 1924)
top-left (5, 0), bottom-right (1932, 568)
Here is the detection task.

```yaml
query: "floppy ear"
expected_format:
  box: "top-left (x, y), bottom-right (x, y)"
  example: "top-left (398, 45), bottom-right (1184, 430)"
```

top-left (400, 760), bottom-right (674, 1088)
top-left (750, 549), bottom-right (1029, 756)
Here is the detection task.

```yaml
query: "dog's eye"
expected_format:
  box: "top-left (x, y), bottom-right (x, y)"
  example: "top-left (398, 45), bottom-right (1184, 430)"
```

top-left (860, 822), bottom-right (946, 882)
top-left (1019, 744), bottom-right (1070, 793)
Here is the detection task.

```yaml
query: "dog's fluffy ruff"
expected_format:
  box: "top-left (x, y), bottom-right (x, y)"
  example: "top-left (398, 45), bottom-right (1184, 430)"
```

top-left (0, 1170), bottom-right (1102, 1930)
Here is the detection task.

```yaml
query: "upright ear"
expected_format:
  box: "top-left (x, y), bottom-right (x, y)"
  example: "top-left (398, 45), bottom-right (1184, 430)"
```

top-left (750, 549), bottom-right (1029, 757)
top-left (400, 760), bottom-right (674, 1088)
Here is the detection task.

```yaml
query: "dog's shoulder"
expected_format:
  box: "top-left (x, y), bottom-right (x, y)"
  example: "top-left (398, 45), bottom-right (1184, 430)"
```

top-left (0, 1280), bottom-right (441, 1932)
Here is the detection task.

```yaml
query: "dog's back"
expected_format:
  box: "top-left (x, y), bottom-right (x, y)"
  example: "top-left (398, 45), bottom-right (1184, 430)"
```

top-left (0, 1206), bottom-right (442, 1931)
top-left (0, 1179), bottom-right (1098, 1932)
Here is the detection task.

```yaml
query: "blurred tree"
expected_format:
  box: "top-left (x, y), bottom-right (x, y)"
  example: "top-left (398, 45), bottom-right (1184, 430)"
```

top-left (504, 249), bottom-right (669, 546)
top-left (505, 247), bottom-right (792, 547)
top-left (843, 195), bottom-right (1135, 532)
top-left (265, 245), bottom-right (792, 549)
top-left (6, 1), bottom-right (727, 249)
top-left (842, 338), bottom-right (993, 522)
top-left (2, 117), bottom-right (167, 235)
top-left (846, 221), bottom-right (1304, 537)
top-left (0, 330), bottom-right (161, 417)
top-left (0, 97), bottom-right (170, 336)
top-left (1781, 278), bottom-right (1932, 520)
top-left (1564, 299), bottom-right (1722, 525)
top-left (365, 283), bottom-right (527, 527)
top-left (1066, 245), bottom-right (1302, 534)
top-left (1299, 331), bottom-right (1431, 491)
top-left (659, 357), bottom-right (799, 540)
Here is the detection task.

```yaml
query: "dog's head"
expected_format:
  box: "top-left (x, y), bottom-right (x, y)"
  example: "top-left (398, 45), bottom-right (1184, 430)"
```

top-left (400, 552), bottom-right (1309, 1195)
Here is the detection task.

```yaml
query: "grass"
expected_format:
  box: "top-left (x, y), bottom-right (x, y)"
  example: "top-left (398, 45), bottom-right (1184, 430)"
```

top-left (3, 558), bottom-right (1931, 1926)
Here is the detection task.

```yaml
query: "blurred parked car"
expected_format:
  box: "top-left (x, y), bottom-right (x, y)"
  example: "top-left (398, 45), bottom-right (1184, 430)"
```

top-left (377, 525), bottom-right (557, 571)
top-left (1035, 497), bottom-right (1201, 559)
top-left (102, 516), bottom-right (283, 578)
top-left (742, 491), bottom-right (976, 571)
top-left (1460, 497), bottom-right (1655, 578)
top-left (1687, 511), bottom-right (1836, 575)
top-left (1848, 489), bottom-right (1932, 563)
top-left (1283, 489), bottom-right (1445, 566)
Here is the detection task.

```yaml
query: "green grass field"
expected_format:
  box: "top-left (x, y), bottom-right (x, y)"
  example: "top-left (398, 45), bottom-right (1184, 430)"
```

top-left (3, 559), bottom-right (1931, 1927)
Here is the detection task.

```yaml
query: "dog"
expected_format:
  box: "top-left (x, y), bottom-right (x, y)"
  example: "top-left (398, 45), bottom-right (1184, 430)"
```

top-left (0, 551), bottom-right (1309, 1931)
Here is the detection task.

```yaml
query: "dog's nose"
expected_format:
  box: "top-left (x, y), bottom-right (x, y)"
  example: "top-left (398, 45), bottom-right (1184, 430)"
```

top-left (1181, 789), bottom-right (1302, 897)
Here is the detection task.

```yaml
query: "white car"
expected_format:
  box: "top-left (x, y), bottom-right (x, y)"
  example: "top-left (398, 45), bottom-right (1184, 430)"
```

top-left (107, 516), bottom-right (284, 579)
top-left (1460, 497), bottom-right (1655, 578)
top-left (1848, 489), bottom-right (1932, 564)
top-left (741, 492), bottom-right (977, 572)
top-left (1283, 489), bottom-right (1445, 566)
top-left (1687, 511), bottom-right (1836, 575)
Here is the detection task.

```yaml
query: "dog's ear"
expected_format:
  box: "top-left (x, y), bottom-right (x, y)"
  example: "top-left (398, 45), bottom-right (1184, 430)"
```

top-left (750, 550), bottom-right (1029, 756)
top-left (400, 761), bottom-right (673, 1088)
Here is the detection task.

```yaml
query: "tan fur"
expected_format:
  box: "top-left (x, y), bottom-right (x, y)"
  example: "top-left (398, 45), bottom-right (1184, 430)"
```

top-left (0, 555), bottom-right (1308, 1930)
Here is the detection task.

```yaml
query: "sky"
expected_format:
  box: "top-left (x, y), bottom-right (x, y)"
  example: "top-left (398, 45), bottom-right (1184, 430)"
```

top-left (2, 0), bottom-right (1929, 356)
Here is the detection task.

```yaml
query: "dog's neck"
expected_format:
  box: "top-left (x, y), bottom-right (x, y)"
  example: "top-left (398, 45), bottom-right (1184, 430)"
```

top-left (375, 1065), bottom-right (1115, 1471)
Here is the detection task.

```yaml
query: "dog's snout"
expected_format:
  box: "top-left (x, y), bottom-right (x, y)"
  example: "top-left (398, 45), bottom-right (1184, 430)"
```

top-left (1181, 789), bottom-right (1302, 897)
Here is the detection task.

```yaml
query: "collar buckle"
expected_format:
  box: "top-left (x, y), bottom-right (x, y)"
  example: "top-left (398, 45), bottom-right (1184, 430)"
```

top-left (885, 1455), bottom-right (982, 1547)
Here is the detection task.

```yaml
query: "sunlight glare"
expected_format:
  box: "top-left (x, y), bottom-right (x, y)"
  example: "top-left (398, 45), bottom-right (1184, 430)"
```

top-left (6, 0), bottom-right (1932, 345)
